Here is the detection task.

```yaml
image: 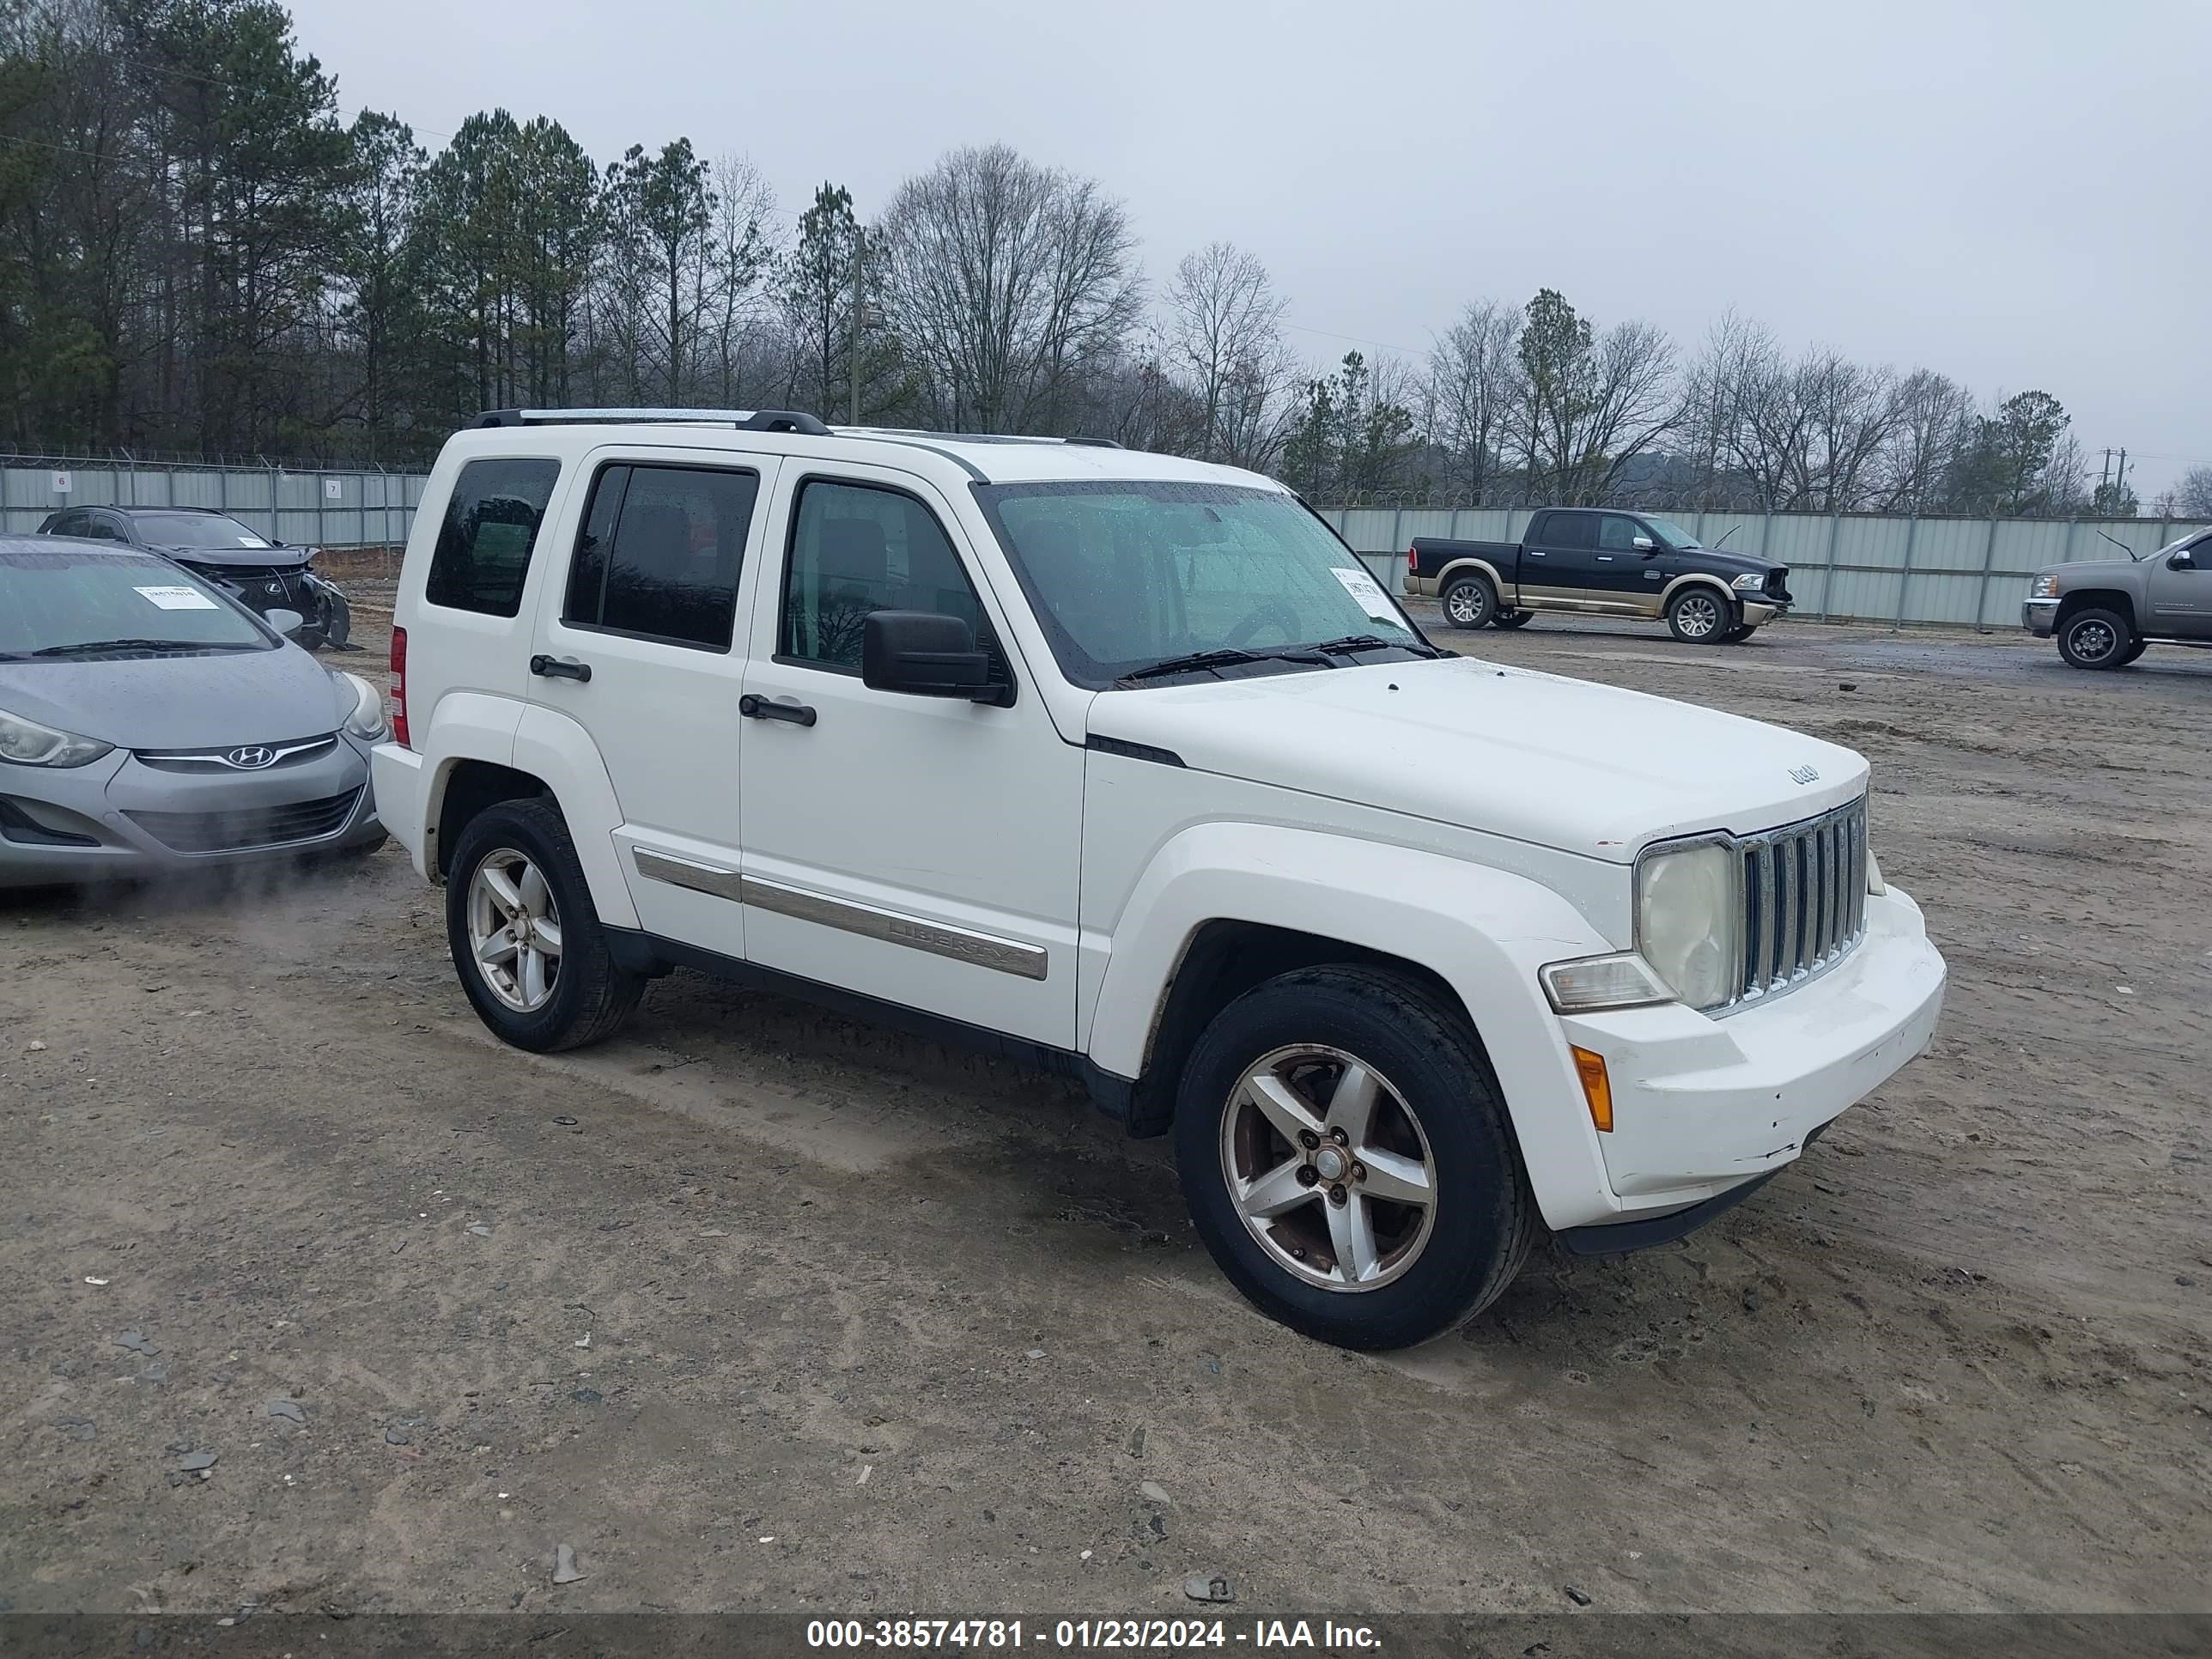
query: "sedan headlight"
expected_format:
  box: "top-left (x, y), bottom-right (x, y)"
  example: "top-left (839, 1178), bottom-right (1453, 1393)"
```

top-left (0, 707), bottom-right (114, 768)
top-left (2029, 574), bottom-right (2059, 599)
top-left (1731, 573), bottom-right (1767, 592)
top-left (334, 671), bottom-right (389, 741)
top-left (1636, 840), bottom-right (1742, 1011)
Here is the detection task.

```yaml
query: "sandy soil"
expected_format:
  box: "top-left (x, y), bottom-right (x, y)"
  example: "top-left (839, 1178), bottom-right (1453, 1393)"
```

top-left (3, 604), bottom-right (2208, 1620)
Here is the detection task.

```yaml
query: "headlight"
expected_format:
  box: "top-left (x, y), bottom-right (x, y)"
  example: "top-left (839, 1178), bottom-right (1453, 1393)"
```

top-left (334, 671), bottom-right (389, 741)
top-left (2029, 574), bottom-right (2059, 599)
top-left (0, 707), bottom-right (114, 768)
top-left (1636, 840), bottom-right (1741, 1011)
top-left (1731, 573), bottom-right (1767, 592)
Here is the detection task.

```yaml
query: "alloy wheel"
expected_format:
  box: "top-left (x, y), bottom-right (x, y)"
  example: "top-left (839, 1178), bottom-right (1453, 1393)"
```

top-left (1218, 1044), bottom-right (1438, 1292)
top-left (466, 847), bottom-right (563, 1012)
top-left (1674, 593), bottom-right (1722, 638)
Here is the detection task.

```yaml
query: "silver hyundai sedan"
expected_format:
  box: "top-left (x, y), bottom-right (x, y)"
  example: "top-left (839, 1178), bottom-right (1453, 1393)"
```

top-left (0, 536), bottom-right (386, 888)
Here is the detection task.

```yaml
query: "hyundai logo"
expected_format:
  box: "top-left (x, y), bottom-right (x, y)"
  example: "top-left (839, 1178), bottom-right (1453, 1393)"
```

top-left (1789, 763), bottom-right (1820, 785)
top-left (227, 745), bottom-right (276, 769)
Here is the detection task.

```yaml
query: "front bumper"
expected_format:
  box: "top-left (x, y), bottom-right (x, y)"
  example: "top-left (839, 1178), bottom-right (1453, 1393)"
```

top-left (1551, 885), bottom-right (1945, 1229)
top-left (2023, 598), bottom-right (2058, 637)
top-left (0, 737), bottom-right (384, 890)
top-left (1740, 599), bottom-right (1784, 625)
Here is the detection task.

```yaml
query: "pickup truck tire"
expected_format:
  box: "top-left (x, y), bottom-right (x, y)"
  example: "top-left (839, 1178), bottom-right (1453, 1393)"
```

top-left (1173, 963), bottom-right (1533, 1350)
top-left (1722, 623), bottom-right (1758, 643)
top-left (2117, 639), bottom-right (2148, 665)
top-left (446, 798), bottom-right (644, 1053)
top-left (1440, 574), bottom-right (1498, 630)
top-left (2057, 607), bottom-right (2135, 670)
top-left (1665, 586), bottom-right (1730, 643)
top-left (1493, 610), bottom-right (1533, 629)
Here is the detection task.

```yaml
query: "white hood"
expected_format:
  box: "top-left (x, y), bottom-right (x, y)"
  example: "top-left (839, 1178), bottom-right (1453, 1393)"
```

top-left (1087, 655), bottom-right (1868, 863)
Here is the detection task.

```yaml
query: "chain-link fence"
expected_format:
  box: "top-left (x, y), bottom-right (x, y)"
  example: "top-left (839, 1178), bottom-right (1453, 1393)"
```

top-left (0, 453), bottom-right (428, 547)
top-left (1322, 504), bottom-right (2209, 629)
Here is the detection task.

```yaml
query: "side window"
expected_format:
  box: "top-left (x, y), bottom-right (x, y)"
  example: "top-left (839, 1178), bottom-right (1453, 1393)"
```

top-left (779, 479), bottom-right (986, 672)
top-left (564, 463), bottom-right (758, 651)
top-left (424, 458), bottom-right (561, 617)
top-left (1543, 511), bottom-right (1598, 551)
top-left (47, 510), bottom-right (87, 537)
top-left (1597, 515), bottom-right (1643, 552)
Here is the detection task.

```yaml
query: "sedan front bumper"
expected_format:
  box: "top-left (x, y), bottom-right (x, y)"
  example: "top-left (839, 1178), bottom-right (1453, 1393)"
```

top-left (0, 737), bottom-right (384, 890)
top-left (2022, 598), bottom-right (2058, 637)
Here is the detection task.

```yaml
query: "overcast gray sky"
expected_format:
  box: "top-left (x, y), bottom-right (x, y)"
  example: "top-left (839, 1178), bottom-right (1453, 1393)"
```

top-left (291, 0), bottom-right (2209, 497)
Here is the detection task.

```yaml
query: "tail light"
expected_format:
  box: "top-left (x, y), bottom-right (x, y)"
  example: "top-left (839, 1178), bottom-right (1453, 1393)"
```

top-left (1407, 544), bottom-right (1418, 571)
top-left (389, 625), bottom-right (410, 749)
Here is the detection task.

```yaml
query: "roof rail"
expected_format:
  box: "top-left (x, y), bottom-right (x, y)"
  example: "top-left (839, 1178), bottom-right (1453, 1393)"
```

top-left (474, 407), bottom-right (832, 436)
top-left (837, 426), bottom-right (1121, 449)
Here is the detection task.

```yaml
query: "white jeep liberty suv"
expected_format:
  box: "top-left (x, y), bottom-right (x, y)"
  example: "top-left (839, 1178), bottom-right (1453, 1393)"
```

top-left (374, 409), bottom-right (1947, 1350)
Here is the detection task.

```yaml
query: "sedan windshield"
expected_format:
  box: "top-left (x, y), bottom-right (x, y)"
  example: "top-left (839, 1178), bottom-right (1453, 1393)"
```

top-left (1643, 516), bottom-right (1703, 550)
top-left (131, 513), bottom-right (274, 550)
top-left (0, 546), bottom-right (272, 659)
top-left (972, 481), bottom-right (1428, 687)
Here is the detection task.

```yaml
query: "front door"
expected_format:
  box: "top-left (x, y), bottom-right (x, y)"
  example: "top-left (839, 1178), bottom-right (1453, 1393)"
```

top-left (735, 464), bottom-right (1083, 1048)
top-left (2145, 535), bottom-right (2212, 638)
top-left (528, 449), bottom-right (777, 959)
top-left (1593, 513), bottom-right (1668, 613)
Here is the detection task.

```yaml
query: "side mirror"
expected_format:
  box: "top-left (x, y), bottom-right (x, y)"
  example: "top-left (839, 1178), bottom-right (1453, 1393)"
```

top-left (1632, 535), bottom-right (1656, 552)
top-left (862, 611), bottom-right (1000, 701)
top-left (2171, 552), bottom-right (2195, 570)
top-left (264, 607), bottom-right (306, 635)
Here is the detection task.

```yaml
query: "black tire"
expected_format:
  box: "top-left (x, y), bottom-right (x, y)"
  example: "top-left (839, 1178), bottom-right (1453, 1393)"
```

top-left (1722, 623), bottom-right (1758, 643)
top-left (2116, 638), bottom-right (2148, 666)
top-left (1492, 609), bottom-right (1533, 629)
top-left (1172, 964), bottom-right (1534, 1351)
top-left (1440, 574), bottom-right (1497, 631)
top-left (2057, 607), bottom-right (2134, 671)
top-left (1665, 586), bottom-right (1731, 643)
top-left (445, 797), bottom-right (643, 1052)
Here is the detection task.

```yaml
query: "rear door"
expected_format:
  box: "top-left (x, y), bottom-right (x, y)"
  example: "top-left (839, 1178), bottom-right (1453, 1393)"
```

top-left (526, 448), bottom-right (779, 960)
top-left (2145, 532), bottom-right (2212, 638)
top-left (1522, 509), bottom-right (1603, 605)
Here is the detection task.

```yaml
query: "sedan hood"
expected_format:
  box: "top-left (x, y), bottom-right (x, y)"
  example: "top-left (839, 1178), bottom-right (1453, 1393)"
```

top-left (1089, 655), bottom-right (1867, 861)
top-left (0, 647), bottom-right (349, 750)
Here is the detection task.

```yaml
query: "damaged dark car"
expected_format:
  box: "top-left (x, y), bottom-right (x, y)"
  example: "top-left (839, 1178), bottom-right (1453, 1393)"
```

top-left (34, 504), bottom-right (352, 650)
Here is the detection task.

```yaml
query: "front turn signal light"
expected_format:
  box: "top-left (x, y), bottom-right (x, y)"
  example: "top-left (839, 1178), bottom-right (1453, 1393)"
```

top-left (1571, 1046), bottom-right (1613, 1133)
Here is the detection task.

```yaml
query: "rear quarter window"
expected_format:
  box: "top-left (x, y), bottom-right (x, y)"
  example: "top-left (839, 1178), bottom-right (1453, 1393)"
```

top-left (424, 459), bottom-right (562, 617)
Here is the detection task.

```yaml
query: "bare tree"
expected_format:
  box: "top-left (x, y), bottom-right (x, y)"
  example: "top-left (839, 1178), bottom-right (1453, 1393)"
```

top-left (1789, 349), bottom-right (1899, 511)
top-left (1510, 291), bottom-right (1677, 505)
top-left (1165, 241), bottom-right (1287, 462)
top-left (1874, 368), bottom-right (1973, 513)
top-left (704, 154), bottom-right (776, 407)
top-left (1425, 299), bottom-right (1517, 503)
top-left (879, 143), bottom-right (1140, 433)
top-left (2171, 465), bottom-right (2212, 520)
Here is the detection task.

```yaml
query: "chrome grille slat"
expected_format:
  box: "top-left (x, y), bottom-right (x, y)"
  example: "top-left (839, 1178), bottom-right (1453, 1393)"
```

top-left (1725, 796), bottom-right (1869, 1012)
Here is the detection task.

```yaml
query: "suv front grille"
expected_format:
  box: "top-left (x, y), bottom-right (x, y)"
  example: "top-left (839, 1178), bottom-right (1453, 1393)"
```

top-left (127, 787), bottom-right (361, 854)
top-left (1738, 798), bottom-right (1866, 1006)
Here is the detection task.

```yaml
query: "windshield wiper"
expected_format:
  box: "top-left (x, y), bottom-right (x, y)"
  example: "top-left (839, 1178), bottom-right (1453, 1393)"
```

top-left (1305, 633), bottom-right (1440, 659)
top-left (1116, 647), bottom-right (1267, 684)
top-left (31, 637), bottom-right (259, 658)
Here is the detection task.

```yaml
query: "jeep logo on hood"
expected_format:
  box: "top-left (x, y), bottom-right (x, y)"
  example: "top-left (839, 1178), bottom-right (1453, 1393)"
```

top-left (1790, 763), bottom-right (1820, 785)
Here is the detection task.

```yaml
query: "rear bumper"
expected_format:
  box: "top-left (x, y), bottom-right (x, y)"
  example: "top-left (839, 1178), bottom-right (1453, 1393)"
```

top-left (370, 741), bottom-right (431, 878)
top-left (2022, 598), bottom-right (2058, 637)
top-left (1407, 574), bottom-right (1437, 598)
top-left (0, 738), bottom-right (382, 890)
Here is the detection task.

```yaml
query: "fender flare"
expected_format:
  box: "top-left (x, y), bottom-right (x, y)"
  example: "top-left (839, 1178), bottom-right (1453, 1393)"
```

top-left (1659, 573), bottom-right (1737, 617)
top-left (510, 702), bottom-right (641, 929)
top-left (1434, 556), bottom-right (1507, 601)
top-left (414, 691), bottom-right (523, 881)
top-left (1084, 821), bottom-right (1620, 1228)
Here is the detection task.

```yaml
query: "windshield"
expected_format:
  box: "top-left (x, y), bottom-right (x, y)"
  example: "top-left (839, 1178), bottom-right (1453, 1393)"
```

top-left (131, 513), bottom-right (273, 550)
top-left (0, 545), bottom-right (272, 659)
top-left (1643, 516), bottom-right (1702, 550)
top-left (972, 481), bottom-right (1425, 686)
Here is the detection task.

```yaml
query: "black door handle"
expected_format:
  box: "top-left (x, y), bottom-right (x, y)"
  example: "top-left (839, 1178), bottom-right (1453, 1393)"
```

top-left (739, 694), bottom-right (817, 727)
top-left (530, 654), bottom-right (592, 683)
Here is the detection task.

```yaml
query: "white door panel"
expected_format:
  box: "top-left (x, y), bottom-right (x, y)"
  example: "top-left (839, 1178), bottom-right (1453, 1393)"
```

top-left (737, 462), bottom-right (1082, 1048)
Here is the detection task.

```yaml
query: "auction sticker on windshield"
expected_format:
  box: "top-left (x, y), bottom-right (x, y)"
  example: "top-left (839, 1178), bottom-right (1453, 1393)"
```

top-left (134, 585), bottom-right (221, 611)
top-left (1330, 566), bottom-right (1398, 622)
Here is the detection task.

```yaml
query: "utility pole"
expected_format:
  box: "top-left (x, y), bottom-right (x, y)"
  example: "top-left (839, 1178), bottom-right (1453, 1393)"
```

top-left (2116, 448), bottom-right (2130, 500)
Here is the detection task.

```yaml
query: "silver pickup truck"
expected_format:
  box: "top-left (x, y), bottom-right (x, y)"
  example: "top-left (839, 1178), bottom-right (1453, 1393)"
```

top-left (2024, 525), bottom-right (2212, 668)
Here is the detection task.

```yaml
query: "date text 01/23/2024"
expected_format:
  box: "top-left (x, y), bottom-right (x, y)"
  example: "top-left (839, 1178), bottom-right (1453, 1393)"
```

top-left (805, 1620), bottom-right (1383, 1650)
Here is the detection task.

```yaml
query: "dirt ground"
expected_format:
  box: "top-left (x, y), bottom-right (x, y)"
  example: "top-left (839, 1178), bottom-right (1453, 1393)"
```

top-left (3, 600), bottom-right (2209, 1622)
